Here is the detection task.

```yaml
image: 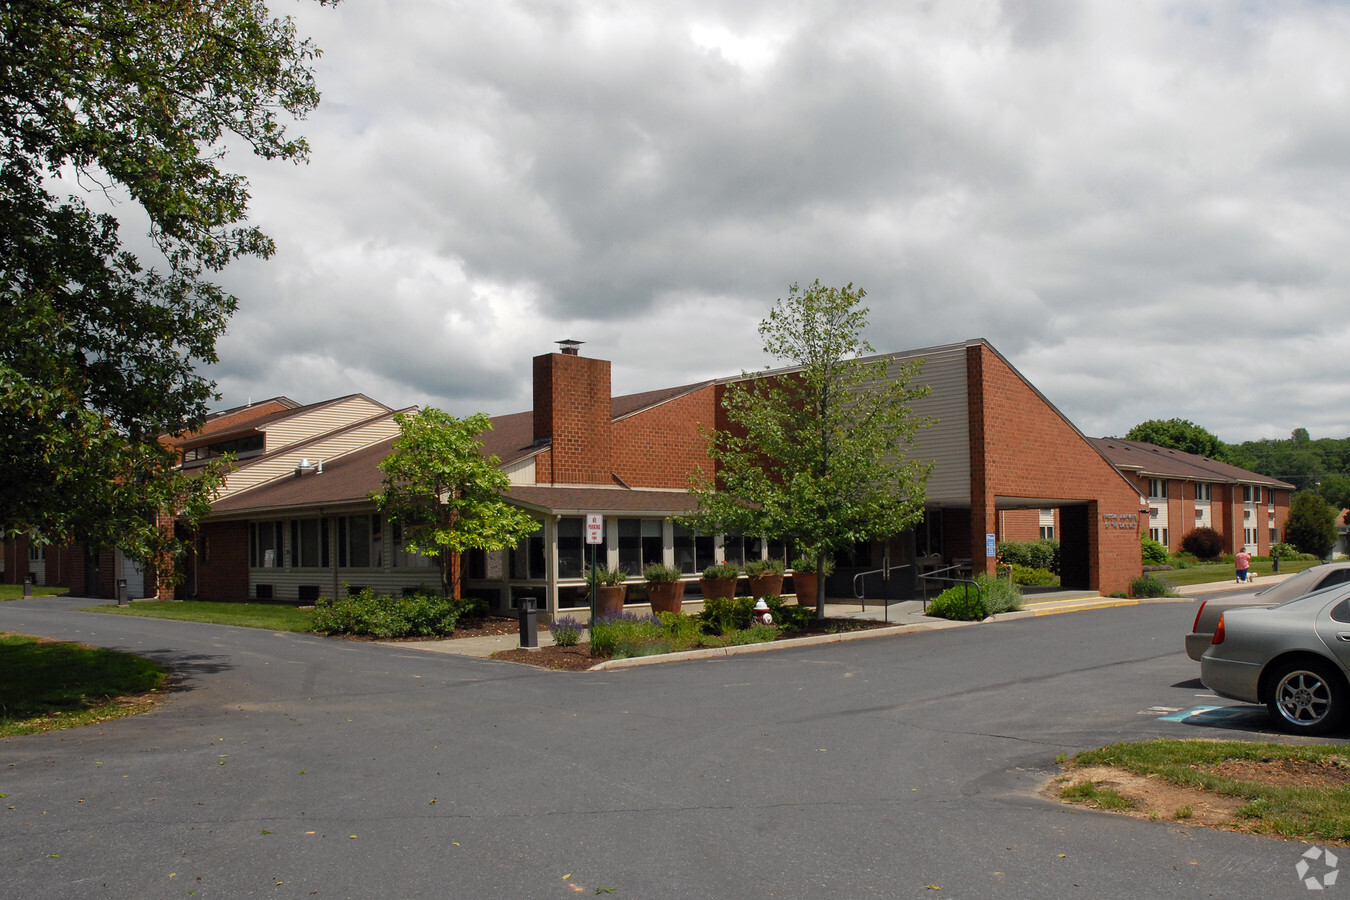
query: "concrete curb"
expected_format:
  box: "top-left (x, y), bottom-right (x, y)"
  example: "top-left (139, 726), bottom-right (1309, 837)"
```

top-left (588, 618), bottom-right (970, 671)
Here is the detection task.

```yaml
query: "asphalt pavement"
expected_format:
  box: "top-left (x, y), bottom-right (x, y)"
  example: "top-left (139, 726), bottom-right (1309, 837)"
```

top-left (0, 591), bottom-right (1335, 899)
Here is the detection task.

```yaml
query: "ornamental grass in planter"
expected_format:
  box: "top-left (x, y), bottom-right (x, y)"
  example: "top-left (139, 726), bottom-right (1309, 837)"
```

top-left (643, 563), bottom-right (686, 614)
top-left (700, 561), bottom-right (741, 601)
top-left (745, 558), bottom-right (785, 598)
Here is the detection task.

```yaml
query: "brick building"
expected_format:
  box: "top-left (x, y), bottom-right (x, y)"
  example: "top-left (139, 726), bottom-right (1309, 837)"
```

top-left (1091, 438), bottom-right (1293, 556)
top-left (9, 338), bottom-right (1167, 611)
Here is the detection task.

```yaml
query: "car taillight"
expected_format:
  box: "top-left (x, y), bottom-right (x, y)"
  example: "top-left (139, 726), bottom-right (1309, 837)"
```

top-left (1192, 601), bottom-right (1208, 633)
top-left (1212, 613), bottom-right (1225, 645)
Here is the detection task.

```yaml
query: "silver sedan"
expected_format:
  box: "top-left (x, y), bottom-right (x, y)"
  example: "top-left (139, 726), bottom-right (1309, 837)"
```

top-left (1185, 561), bottom-right (1350, 661)
top-left (1201, 582), bottom-right (1350, 735)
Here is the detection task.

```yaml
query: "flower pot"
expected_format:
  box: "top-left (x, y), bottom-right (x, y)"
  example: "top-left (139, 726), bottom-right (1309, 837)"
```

top-left (595, 584), bottom-right (627, 617)
top-left (747, 573), bottom-right (784, 598)
top-left (792, 573), bottom-right (818, 606)
top-left (699, 576), bottom-right (738, 601)
top-left (647, 581), bottom-right (685, 614)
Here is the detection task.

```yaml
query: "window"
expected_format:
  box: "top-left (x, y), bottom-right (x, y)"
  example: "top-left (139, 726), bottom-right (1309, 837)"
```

top-left (392, 523), bottom-right (435, 569)
top-left (673, 524), bottom-right (714, 575)
top-left (511, 529), bottom-right (546, 580)
top-left (1244, 528), bottom-right (1255, 545)
top-left (182, 433), bottom-right (264, 466)
top-left (337, 515), bottom-right (382, 568)
top-left (557, 517), bottom-right (587, 579)
top-left (1149, 527), bottom-right (1169, 544)
top-left (768, 538), bottom-right (795, 564)
top-left (249, 521), bottom-right (283, 568)
top-left (618, 519), bottom-right (662, 573)
top-left (290, 518), bottom-right (328, 568)
top-left (1148, 478), bottom-right (1168, 500)
top-left (1242, 485), bottom-right (1262, 503)
top-left (1039, 525), bottom-right (1055, 540)
top-left (1194, 483), bottom-right (1211, 501)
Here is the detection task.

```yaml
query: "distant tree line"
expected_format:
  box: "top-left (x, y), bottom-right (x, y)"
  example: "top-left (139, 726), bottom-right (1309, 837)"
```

top-left (1123, 418), bottom-right (1350, 512)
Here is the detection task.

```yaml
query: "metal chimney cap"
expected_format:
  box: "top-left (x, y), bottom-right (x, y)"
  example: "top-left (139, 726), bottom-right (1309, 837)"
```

top-left (556, 339), bottom-right (584, 355)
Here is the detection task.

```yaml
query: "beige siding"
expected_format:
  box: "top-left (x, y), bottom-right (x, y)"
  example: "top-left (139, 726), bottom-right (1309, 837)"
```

top-left (504, 456), bottom-right (537, 485)
top-left (218, 415), bottom-right (402, 499)
top-left (261, 396), bottom-right (389, 452)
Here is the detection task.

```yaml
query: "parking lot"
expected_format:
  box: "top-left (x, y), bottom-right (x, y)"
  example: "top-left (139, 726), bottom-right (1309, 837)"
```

top-left (0, 595), bottom-right (1337, 899)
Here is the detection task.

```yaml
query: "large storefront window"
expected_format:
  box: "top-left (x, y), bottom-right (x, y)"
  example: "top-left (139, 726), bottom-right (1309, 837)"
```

top-left (338, 515), bottom-right (382, 568)
top-left (673, 524), bottom-right (714, 574)
top-left (511, 531), bottom-right (546, 579)
top-left (558, 517), bottom-right (586, 579)
top-left (722, 534), bottom-right (762, 566)
top-left (392, 523), bottom-right (436, 569)
top-left (618, 518), bottom-right (662, 573)
top-left (249, 521), bottom-right (282, 568)
top-left (290, 518), bottom-right (328, 568)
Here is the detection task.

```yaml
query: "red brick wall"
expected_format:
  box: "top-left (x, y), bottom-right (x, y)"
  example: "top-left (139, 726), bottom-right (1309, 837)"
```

top-left (997, 509), bottom-right (1042, 542)
top-left (533, 353), bottom-right (613, 485)
top-left (612, 385), bottom-right (717, 489)
top-left (196, 521), bottom-right (250, 602)
top-left (968, 343), bottom-right (1142, 594)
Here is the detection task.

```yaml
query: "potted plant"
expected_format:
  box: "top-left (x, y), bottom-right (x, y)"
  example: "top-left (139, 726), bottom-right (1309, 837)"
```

top-left (587, 564), bottom-right (629, 616)
top-left (643, 562), bottom-right (686, 614)
top-left (699, 561), bottom-right (741, 601)
top-left (790, 554), bottom-right (834, 606)
top-left (745, 557), bottom-right (785, 597)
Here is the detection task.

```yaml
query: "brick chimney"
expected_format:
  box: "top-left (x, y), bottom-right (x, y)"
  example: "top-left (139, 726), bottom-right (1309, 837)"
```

top-left (533, 342), bottom-right (612, 485)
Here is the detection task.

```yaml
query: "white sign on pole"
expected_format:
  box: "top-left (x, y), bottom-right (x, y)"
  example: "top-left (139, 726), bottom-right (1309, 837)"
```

top-left (585, 514), bottom-right (604, 545)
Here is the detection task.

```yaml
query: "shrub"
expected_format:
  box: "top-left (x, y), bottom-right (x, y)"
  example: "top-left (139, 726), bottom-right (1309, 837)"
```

top-left (312, 587), bottom-right (471, 638)
top-left (1010, 565), bottom-right (1058, 586)
top-left (1140, 537), bottom-right (1170, 566)
top-left (702, 561), bottom-right (742, 580)
top-left (1179, 527), bottom-right (1225, 561)
top-left (550, 616), bottom-right (583, 647)
top-left (744, 557), bottom-right (786, 576)
top-left (772, 603), bottom-right (817, 632)
top-left (588, 612), bottom-right (663, 658)
top-left (1270, 542), bottom-right (1301, 561)
top-left (700, 595), bottom-right (756, 634)
top-left (1286, 491), bottom-right (1338, 559)
top-left (927, 573), bottom-right (1023, 621)
top-left (996, 539), bottom-right (1060, 574)
top-left (1129, 574), bottom-right (1178, 598)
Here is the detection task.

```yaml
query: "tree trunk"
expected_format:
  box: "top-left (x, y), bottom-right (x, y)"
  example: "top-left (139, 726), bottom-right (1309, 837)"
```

top-left (815, 552), bottom-right (827, 619)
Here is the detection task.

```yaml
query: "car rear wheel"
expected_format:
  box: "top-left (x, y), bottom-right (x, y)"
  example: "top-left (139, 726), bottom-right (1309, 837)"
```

top-left (1267, 661), bottom-right (1347, 736)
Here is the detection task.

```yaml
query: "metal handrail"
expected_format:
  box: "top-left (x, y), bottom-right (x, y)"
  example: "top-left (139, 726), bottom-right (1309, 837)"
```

top-left (919, 564), bottom-right (981, 617)
top-left (849, 563), bottom-right (914, 623)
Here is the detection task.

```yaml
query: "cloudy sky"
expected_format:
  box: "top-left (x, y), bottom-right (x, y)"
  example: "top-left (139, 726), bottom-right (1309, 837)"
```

top-left (203, 0), bottom-right (1350, 443)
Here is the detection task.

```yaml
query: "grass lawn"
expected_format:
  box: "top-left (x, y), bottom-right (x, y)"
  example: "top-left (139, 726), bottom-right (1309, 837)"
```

top-left (1059, 739), bottom-right (1350, 843)
top-left (1157, 558), bottom-right (1320, 587)
top-left (0, 632), bottom-right (168, 737)
top-left (84, 601), bottom-right (316, 632)
top-left (0, 584), bottom-right (69, 601)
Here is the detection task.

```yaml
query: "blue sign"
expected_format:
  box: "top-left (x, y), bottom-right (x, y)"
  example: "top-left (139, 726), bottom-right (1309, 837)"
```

top-left (986, 533), bottom-right (996, 557)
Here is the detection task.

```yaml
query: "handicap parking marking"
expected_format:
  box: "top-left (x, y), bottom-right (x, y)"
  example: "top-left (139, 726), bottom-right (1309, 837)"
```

top-left (1138, 706), bottom-right (1182, 716)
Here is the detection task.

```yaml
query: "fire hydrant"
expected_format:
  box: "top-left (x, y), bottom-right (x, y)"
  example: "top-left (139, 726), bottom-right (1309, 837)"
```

top-left (753, 598), bottom-right (774, 625)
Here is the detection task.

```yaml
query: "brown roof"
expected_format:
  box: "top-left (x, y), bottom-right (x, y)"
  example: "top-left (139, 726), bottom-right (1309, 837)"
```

top-left (210, 438), bottom-right (396, 515)
top-left (611, 382), bottom-right (711, 419)
top-left (1091, 438), bottom-right (1294, 490)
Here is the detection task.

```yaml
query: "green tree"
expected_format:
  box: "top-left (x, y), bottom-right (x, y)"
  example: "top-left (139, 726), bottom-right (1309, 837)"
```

top-left (685, 281), bottom-right (932, 618)
top-left (374, 409), bottom-right (541, 597)
top-left (1316, 474), bottom-right (1350, 513)
top-left (1123, 418), bottom-right (1227, 460)
top-left (1, 0), bottom-right (333, 566)
top-left (1284, 490), bottom-right (1338, 559)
